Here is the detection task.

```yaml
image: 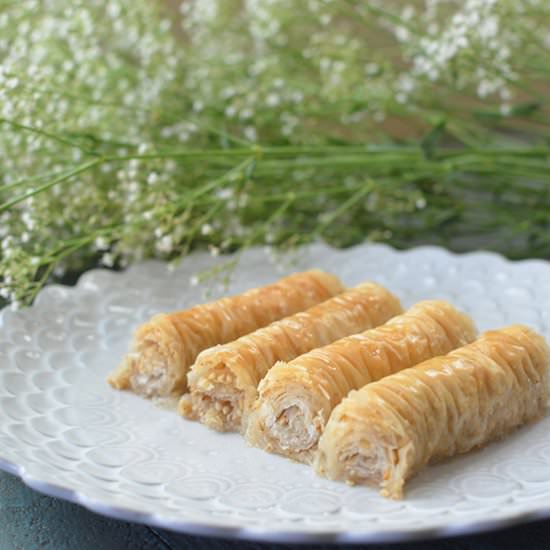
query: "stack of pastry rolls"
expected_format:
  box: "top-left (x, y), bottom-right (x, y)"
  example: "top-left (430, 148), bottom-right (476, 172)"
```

top-left (245, 300), bottom-right (477, 463)
top-left (108, 270), bottom-right (344, 397)
top-left (315, 325), bottom-right (550, 498)
top-left (180, 281), bottom-right (403, 432)
top-left (109, 269), bottom-right (550, 499)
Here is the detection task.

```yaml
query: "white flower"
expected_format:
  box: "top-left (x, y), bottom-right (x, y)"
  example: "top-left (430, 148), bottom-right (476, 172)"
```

top-left (156, 234), bottom-right (173, 253)
top-left (244, 126), bottom-right (257, 142)
top-left (101, 253), bottom-right (115, 267)
top-left (365, 63), bottom-right (379, 76)
top-left (94, 236), bottom-right (109, 250)
top-left (394, 26), bottom-right (409, 42)
top-left (201, 223), bottom-right (213, 235)
top-left (416, 197), bottom-right (427, 209)
top-left (1, 236), bottom-right (13, 250)
top-left (216, 187), bottom-right (234, 200)
top-left (397, 75), bottom-right (415, 93)
top-left (479, 15), bottom-right (499, 39)
top-left (21, 211), bottom-right (35, 230)
top-left (225, 105), bottom-right (237, 117)
top-left (147, 172), bottom-right (159, 185)
top-left (500, 103), bottom-right (511, 116)
top-left (265, 93), bottom-right (280, 107)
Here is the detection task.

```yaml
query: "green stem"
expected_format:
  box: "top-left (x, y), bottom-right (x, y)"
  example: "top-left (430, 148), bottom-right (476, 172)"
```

top-left (0, 118), bottom-right (100, 156)
top-left (0, 159), bottom-right (103, 213)
top-left (316, 180), bottom-right (375, 235)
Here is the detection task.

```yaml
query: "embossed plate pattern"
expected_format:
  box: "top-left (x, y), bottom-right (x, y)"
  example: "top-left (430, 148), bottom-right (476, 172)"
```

top-left (1, 243), bottom-right (550, 543)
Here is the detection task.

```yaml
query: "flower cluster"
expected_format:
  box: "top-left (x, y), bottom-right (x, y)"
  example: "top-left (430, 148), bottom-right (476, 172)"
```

top-left (1, 0), bottom-right (549, 306)
top-left (182, 0), bottom-right (549, 141)
top-left (394, 0), bottom-right (522, 106)
top-left (0, 0), bottom-right (187, 304)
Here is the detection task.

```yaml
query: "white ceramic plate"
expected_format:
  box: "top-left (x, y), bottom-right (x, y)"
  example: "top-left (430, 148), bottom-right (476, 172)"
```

top-left (1, 243), bottom-right (550, 544)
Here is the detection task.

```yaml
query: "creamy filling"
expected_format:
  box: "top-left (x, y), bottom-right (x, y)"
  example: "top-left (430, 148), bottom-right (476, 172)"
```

top-left (340, 443), bottom-right (388, 484)
top-left (265, 401), bottom-right (321, 453)
top-left (194, 382), bottom-right (243, 432)
top-left (128, 340), bottom-right (174, 397)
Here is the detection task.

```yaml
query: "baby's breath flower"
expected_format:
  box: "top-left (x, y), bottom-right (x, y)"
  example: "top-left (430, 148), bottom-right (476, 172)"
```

top-left (201, 223), bottom-right (213, 236)
top-left (0, 0), bottom-right (548, 307)
top-left (243, 126), bottom-right (257, 142)
top-left (156, 234), bottom-right (174, 254)
top-left (147, 172), bottom-right (159, 185)
top-left (415, 197), bottom-right (427, 210)
top-left (94, 236), bottom-right (110, 251)
top-left (101, 253), bottom-right (115, 268)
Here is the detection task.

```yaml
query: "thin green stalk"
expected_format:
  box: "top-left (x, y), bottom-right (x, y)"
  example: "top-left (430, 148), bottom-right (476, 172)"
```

top-left (316, 180), bottom-right (375, 236)
top-left (0, 118), bottom-right (100, 156)
top-left (0, 166), bottom-right (82, 193)
top-left (0, 159), bottom-right (103, 213)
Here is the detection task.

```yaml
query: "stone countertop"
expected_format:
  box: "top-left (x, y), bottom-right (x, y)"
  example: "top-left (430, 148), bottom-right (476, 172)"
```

top-left (2, 469), bottom-right (550, 550)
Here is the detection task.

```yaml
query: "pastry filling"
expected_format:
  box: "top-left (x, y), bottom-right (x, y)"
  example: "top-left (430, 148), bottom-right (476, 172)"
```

top-left (250, 388), bottom-right (326, 463)
top-left (267, 402), bottom-right (320, 452)
top-left (337, 434), bottom-right (410, 499)
top-left (192, 366), bottom-right (244, 432)
top-left (128, 339), bottom-right (176, 397)
top-left (340, 443), bottom-right (388, 484)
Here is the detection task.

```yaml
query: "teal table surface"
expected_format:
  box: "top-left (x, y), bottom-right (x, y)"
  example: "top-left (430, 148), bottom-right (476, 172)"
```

top-left (2, 469), bottom-right (550, 550)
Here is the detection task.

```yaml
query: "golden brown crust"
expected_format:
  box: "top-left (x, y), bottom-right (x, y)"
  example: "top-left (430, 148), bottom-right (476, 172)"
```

top-left (315, 325), bottom-right (550, 499)
top-left (108, 270), bottom-right (344, 397)
top-left (245, 300), bottom-right (477, 463)
top-left (180, 282), bottom-right (403, 432)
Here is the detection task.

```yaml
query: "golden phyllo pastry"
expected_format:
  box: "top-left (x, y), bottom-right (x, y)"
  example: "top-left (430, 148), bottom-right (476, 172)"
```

top-left (245, 300), bottom-right (477, 463)
top-left (316, 325), bottom-right (550, 499)
top-left (108, 270), bottom-right (343, 397)
top-left (179, 282), bottom-right (402, 432)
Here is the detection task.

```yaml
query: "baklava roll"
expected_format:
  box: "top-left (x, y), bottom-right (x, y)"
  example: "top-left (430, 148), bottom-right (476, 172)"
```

top-left (179, 282), bottom-right (402, 432)
top-left (108, 270), bottom-right (344, 397)
top-left (316, 325), bottom-right (550, 499)
top-left (245, 300), bottom-right (477, 464)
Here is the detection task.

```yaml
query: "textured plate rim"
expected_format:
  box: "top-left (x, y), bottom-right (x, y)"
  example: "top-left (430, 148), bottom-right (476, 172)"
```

top-left (1, 242), bottom-right (550, 544)
top-left (2, 452), bottom-right (550, 544)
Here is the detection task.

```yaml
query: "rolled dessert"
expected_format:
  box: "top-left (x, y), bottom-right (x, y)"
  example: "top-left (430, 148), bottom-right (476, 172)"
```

top-left (245, 300), bottom-right (477, 464)
top-left (108, 269), bottom-right (344, 397)
top-left (316, 325), bottom-right (550, 499)
top-left (179, 282), bottom-right (402, 432)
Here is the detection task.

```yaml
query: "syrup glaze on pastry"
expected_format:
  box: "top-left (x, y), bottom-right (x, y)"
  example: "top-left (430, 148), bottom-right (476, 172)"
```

top-left (315, 325), bottom-right (550, 499)
top-left (108, 270), bottom-right (344, 397)
top-left (245, 300), bottom-right (477, 463)
top-left (180, 282), bottom-right (402, 432)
